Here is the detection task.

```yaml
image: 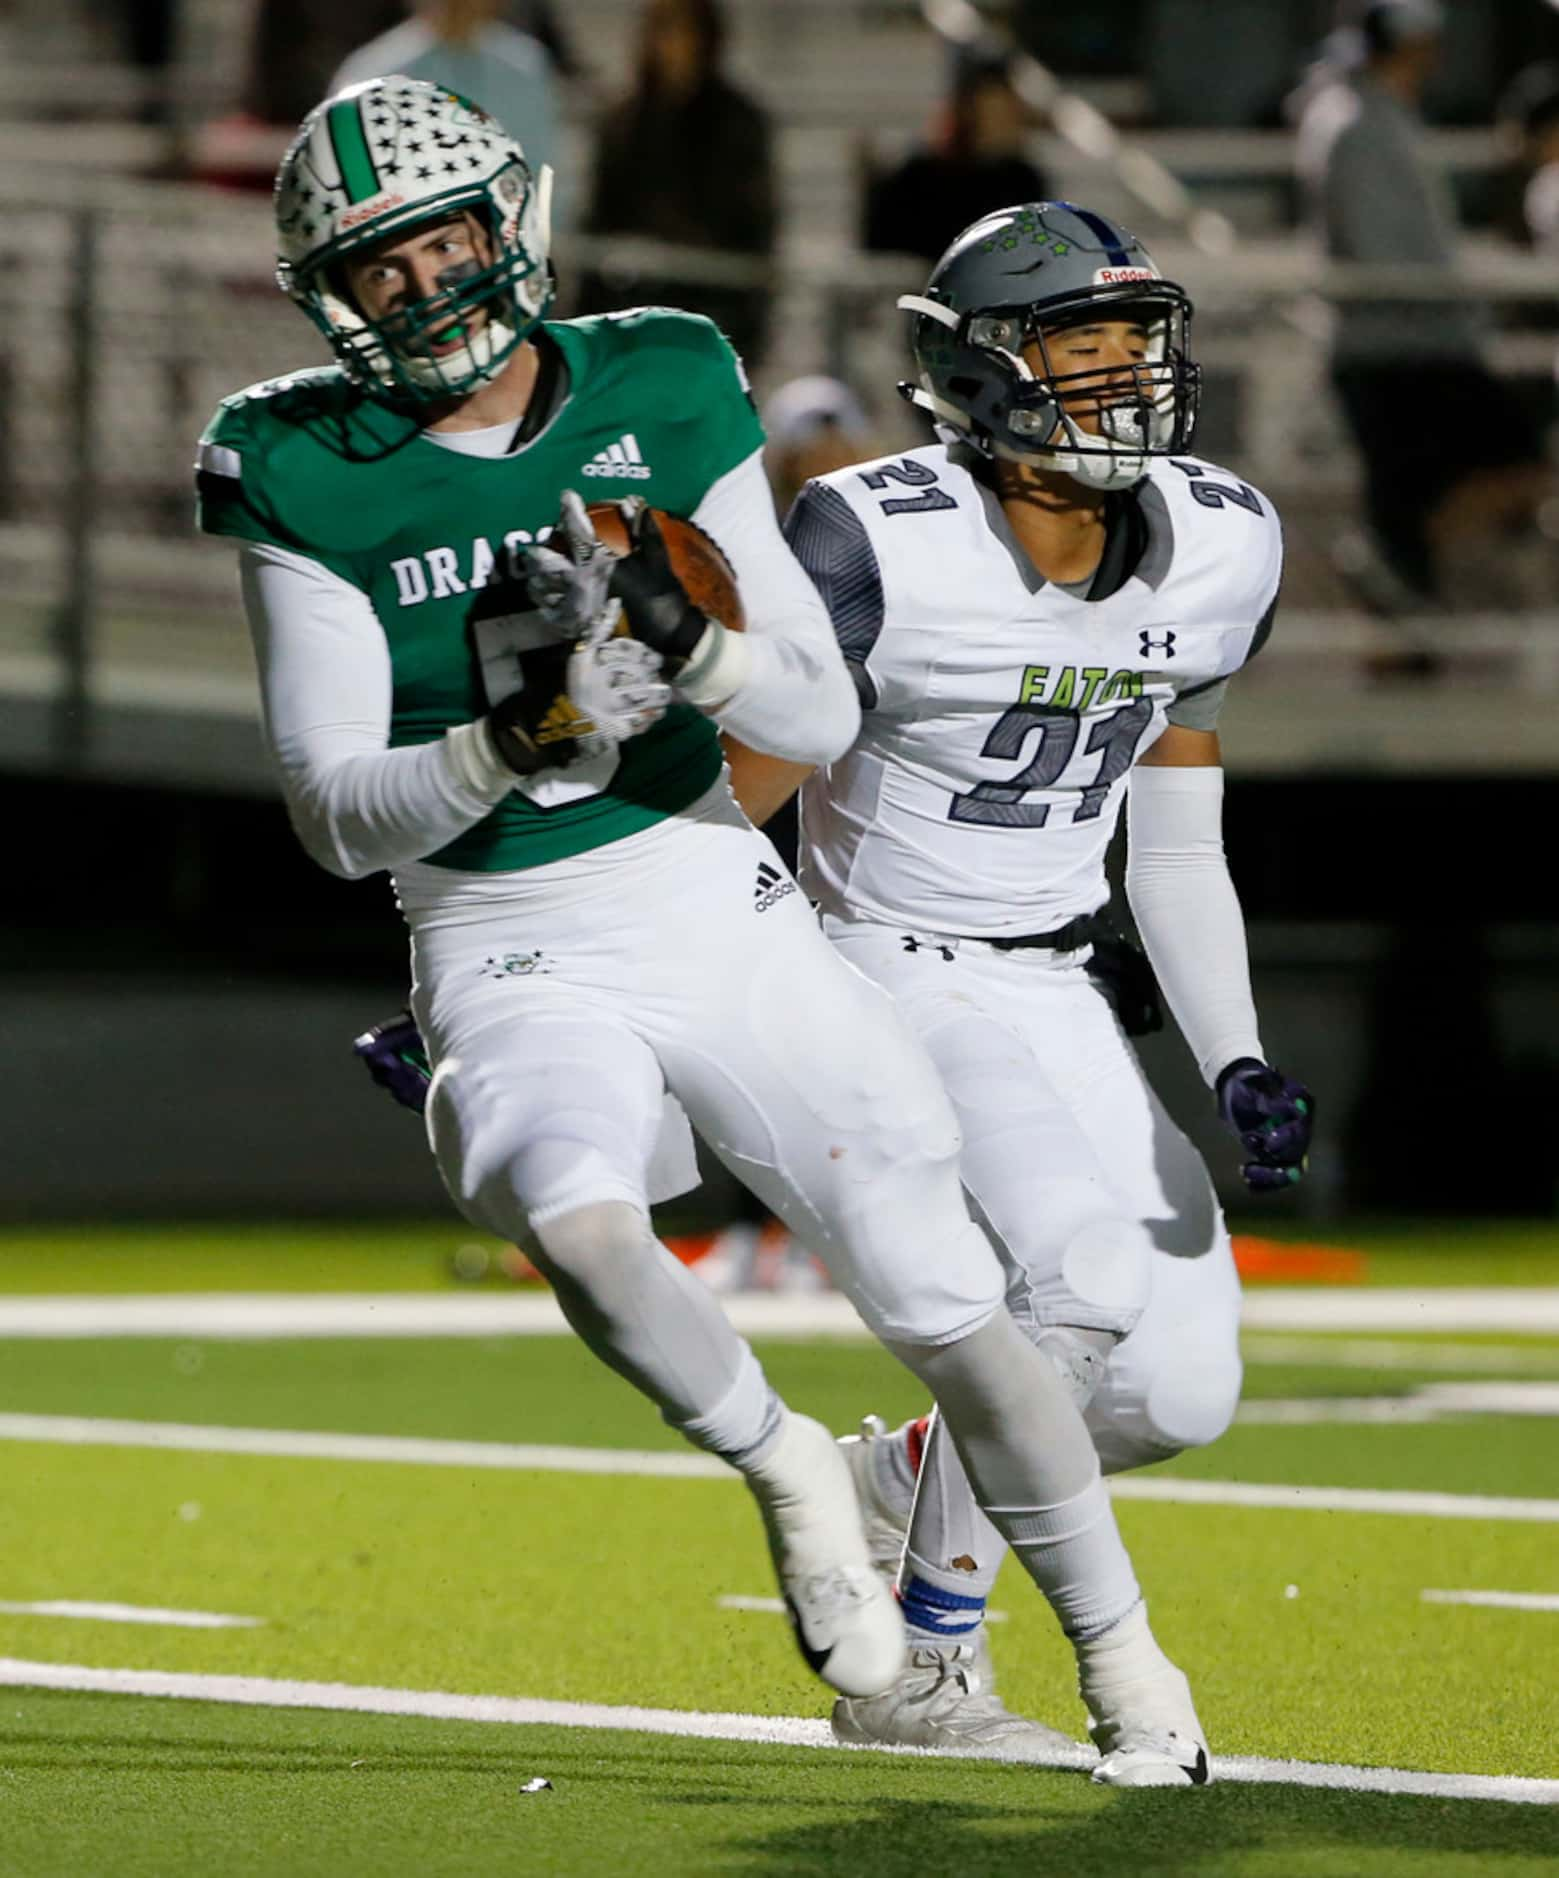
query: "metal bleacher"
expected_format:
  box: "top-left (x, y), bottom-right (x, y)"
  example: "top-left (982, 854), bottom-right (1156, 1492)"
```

top-left (2, 0), bottom-right (1557, 793)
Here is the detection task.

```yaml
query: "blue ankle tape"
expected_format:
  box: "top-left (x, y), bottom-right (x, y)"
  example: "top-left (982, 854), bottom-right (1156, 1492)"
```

top-left (900, 1573), bottom-right (985, 1637)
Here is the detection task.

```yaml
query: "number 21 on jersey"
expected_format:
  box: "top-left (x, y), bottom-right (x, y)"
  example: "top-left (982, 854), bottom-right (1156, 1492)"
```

top-left (948, 698), bottom-right (1153, 828)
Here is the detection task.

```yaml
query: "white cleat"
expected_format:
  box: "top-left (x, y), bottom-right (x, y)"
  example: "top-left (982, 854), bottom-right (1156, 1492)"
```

top-left (837, 1413), bottom-right (915, 1582)
top-left (1092, 1725), bottom-right (1210, 1788)
top-left (746, 1413), bottom-right (903, 1699)
top-left (1078, 1606), bottom-right (1211, 1788)
top-left (833, 1636), bottom-right (1079, 1760)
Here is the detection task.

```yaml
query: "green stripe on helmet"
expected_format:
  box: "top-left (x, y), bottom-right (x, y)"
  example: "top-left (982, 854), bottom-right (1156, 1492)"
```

top-left (328, 98), bottom-right (380, 205)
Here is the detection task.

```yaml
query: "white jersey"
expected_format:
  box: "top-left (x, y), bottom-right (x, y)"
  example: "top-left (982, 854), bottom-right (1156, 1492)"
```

top-left (787, 444), bottom-right (1282, 939)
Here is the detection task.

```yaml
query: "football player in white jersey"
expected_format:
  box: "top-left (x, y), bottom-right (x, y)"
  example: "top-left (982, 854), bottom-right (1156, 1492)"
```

top-left (729, 201), bottom-right (1313, 1780)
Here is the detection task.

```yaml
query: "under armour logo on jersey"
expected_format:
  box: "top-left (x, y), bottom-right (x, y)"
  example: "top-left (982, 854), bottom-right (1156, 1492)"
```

top-left (754, 861), bottom-right (797, 913)
top-left (1139, 630), bottom-right (1177, 658)
top-left (902, 935), bottom-right (955, 961)
top-left (581, 433), bottom-right (652, 480)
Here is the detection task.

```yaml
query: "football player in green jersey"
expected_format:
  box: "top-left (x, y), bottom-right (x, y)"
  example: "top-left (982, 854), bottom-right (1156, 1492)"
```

top-left (200, 78), bottom-right (1194, 1745)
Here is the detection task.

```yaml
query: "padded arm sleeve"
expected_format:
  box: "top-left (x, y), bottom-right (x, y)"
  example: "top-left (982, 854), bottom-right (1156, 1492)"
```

top-left (682, 449), bottom-right (861, 765)
top-left (240, 542), bottom-right (515, 880)
top-left (1125, 764), bottom-right (1263, 1087)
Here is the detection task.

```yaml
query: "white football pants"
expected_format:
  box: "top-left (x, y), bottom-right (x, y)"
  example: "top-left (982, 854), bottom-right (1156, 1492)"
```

top-left (409, 790), bottom-right (1005, 1349)
top-left (824, 916), bottom-right (1243, 1469)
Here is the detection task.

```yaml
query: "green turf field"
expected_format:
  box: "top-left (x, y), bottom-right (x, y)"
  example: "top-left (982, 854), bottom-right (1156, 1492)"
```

top-left (0, 1223), bottom-right (1553, 1875)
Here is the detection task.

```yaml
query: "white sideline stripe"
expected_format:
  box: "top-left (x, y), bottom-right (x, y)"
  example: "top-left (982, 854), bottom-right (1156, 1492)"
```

top-left (1, 1413), bottom-right (1555, 1522)
top-left (0, 1600), bottom-right (262, 1629)
top-left (0, 1288), bottom-right (1555, 1339)
top-left (1422, 1589), bottom-right (1559, 1613)
top-left (0, 1659), bottom-right (1550, 1805)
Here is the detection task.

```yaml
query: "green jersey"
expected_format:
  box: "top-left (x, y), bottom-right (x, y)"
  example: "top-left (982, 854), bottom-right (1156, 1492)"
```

top-left (196, 309), bottom-right (763, 871)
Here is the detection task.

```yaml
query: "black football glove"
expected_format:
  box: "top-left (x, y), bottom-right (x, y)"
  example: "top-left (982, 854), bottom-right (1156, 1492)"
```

top-left (606, 498), bottom-right (708, 669)
top-left (1215, 1058), bottom-right (1314, 1193)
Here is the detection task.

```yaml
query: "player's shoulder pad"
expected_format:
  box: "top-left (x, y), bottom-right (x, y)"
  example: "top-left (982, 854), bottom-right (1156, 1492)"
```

top-left (200, 365), bottom-right (362, 449)
top-left (561, 305), bottom-right (747, 384)
top-left (1145, 452), bottom-right (1282, 603)
top-left (195, 366), bottom-right (416, 551)
top-left (812, 443), bottom-right (966, 521)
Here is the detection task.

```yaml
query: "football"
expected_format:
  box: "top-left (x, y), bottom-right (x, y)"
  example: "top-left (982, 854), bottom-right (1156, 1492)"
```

top-left (585, 503), bottom-right (746, 631)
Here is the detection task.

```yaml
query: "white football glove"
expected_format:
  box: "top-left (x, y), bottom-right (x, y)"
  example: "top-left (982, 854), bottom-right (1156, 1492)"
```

top-left (524, 489), bottom-right (619, 640)
top-left (564, 615), bottom-right (672, 759)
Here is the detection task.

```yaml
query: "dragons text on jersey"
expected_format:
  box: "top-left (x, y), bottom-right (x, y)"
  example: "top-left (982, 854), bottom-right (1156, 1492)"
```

top-left (785, 446), bottom-right (1281, 939)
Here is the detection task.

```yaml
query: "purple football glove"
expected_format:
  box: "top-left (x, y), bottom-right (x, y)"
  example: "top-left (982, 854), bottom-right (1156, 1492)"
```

top-left (352, 1011), bottom-right (431, 1115)
top-left (1215, 1057), bottom-right (1314, 1193)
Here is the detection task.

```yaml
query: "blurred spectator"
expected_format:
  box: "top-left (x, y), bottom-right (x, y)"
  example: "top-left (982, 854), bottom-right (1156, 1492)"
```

top-left (193, 0), bottom-right (573, 192)
top-left (1295, 1), bottom-right (1550, 616)
top-left (1496, 62), bottom-right (1559, 256)
top-left (330, 0), bottom-right (558, 180)
top-left (93, 0), bottom-right (179, 125)
top-left (762, 376), bottom-right (877, 515)
top-left (576, 0), bottom-right (776, 368)
top-left (240, 0), bottom-right (403, 130)
top-left (863, 54), bottom-right (1048, 264)
top-left (189, 0), bottom-right (401, 191)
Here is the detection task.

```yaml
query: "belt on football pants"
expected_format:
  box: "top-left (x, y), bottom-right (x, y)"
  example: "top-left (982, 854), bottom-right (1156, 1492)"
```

top-left (976, 915), bottom-right (1165, 1038)
top-left (982, 913), bottom-right (1101, 955)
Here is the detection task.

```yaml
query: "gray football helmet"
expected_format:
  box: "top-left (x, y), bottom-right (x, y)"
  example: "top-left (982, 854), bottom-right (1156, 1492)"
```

top-left (898, 201), bottom-right (1200, 490)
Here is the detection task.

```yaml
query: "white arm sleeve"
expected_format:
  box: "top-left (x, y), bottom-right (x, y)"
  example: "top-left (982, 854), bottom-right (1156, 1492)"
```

top-left (679, 447), bottom-right (861, 765)
top-left (240, 542), bottom-right (516, 880)
top-left (1125, 765), bottom-right (1263, 1087)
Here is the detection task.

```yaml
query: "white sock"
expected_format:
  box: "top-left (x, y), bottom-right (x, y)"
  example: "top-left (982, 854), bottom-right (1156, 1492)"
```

top-left (989, 1466), bottom-right (1142, 1642)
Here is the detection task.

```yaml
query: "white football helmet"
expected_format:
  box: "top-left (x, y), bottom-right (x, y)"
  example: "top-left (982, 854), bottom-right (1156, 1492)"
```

top-left (275, 77), bottom-right (553, 401)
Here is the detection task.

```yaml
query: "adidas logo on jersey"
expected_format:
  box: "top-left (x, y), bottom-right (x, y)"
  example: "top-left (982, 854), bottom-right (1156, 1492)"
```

top-left (581, 433), bottom-right (652, 479)
top-left (753, 861), bottom-right (797, 913)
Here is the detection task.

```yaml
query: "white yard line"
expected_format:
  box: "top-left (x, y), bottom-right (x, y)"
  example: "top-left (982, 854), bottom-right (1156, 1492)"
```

top-left (1239, 1292), bottom-right (1559, 1334)
top-left (0, 1289), bottom-right (1554, 1338)
top-left (1422, 1589), bottom-right (1559, 1613)
top-left (1243, 1336), bottom-right (1559, 1374)
top-left (0, 1658), bottom-right (1549, 1804)
top-left (0, 1600), bottom-right (261, 1629)
top-left (1237, 1381), bottom-right (1559, 1424)
top-left (715, 1595), bottom-right (1007, 1622)
top-left (1103, 1477), bottom-right (1559, 1523)
top-left (0, 1414), bottom-right (732, 1478)
top-left (0, 1413), bottom-right (1555, 1522)
top-left (1237, 1399), bottom-right (1450, 1425)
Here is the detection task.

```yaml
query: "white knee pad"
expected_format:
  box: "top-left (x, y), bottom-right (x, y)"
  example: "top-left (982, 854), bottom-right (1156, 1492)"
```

top-left (427, 1053), bottom-right (649, 1240)
top-left (1144, 1353), bottom-right (1243, 1452)
top-left (1011, 1213), bottom-right (1155, 1341)
top-left (1087, 1346), bottom-right (1243, 1474)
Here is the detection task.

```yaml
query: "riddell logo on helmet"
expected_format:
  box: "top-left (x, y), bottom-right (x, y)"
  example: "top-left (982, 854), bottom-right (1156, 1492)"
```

top-left (1094, 266), bottom-right (1155, 285)
top-left (340, 193), bottom-right (406, 230)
